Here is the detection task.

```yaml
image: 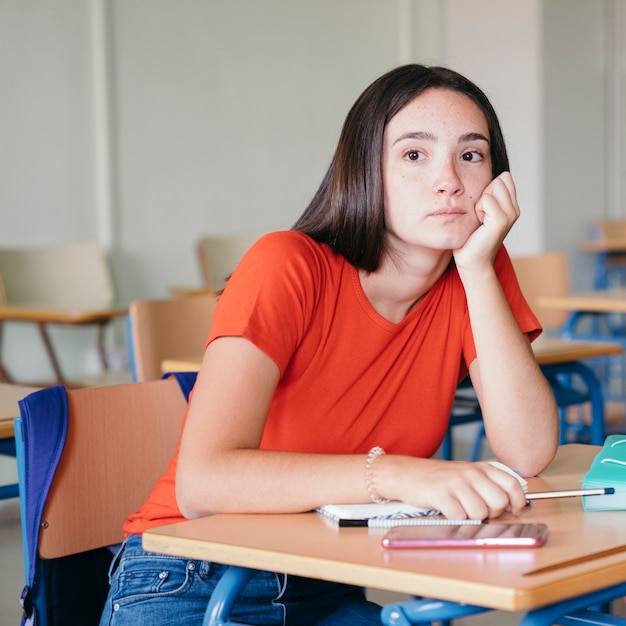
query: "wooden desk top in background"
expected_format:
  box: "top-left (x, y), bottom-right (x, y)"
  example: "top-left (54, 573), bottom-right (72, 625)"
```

top-left (532, 336), bottom-right (622, 364)
top-left (0, 383), bottom-right (40, 439)
top-left (538, 290), bottom-right (626, 315)
top-left (581, 239), bottom-right (626, 253)
top-left (144, 445), bottom-right (626, 613)
top-left (0, 304), bottom-right (127, 325)
top-left (161, 337), bottom-right (623, 376)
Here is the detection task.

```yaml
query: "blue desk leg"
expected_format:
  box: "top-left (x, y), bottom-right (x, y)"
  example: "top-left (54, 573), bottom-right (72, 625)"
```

top-left (540, 361), bottom-right (606, 446)
top-left (202, 566), bottom-right (256, 626)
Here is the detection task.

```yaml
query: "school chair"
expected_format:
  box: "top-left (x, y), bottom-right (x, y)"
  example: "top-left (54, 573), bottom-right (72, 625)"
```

top-left (15, 372), bottom-right (197, 626)
top-left (0, 240), bottom-right (127, 387)
top-left (587, 219), bottom-right (626, 289)
top-left (512, 251), bottom-right (620, 444)
top-left (126, 294), bottom-right (216, 381)
top-left (197, 233), bottom-right (263, 289)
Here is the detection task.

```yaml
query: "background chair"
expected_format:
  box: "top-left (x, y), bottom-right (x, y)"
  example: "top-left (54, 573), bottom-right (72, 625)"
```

top-left (512, 251), bottom-right (622, 443)
top-left (126, 294), bottom-right (216, 381)
top-left (0, 240), bottom-right (127, 386)
top-left (589, 219), bottom-right (626, 289)
top-left (510, 251), bottom-right (571, 333)
top-left (15, 373), bottom-right (196, 626)
top-left (197, 233), bottom-right (263, 289)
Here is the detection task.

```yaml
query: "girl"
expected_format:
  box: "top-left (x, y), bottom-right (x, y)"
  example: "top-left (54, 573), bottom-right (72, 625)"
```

top-left (101, 64), bottom-right (559, 626)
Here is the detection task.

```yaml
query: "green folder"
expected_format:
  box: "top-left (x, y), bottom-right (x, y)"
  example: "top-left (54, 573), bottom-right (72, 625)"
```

top-left (581, 434), bottom-right (626, 511)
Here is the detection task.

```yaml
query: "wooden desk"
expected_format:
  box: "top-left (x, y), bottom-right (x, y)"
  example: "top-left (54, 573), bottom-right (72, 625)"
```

top-left (0, 304), bottom-right (127, 386)
top-left (538, 290), bottom-right (626, 316)
top-left (532, 336), bottom-right (622, 363)
top-left (0, 382), bottom-right (40, 436)
top-left (143, 445), bottom-right (626, 622)
top-left (0, 382), bottom-right (40, 499)
top-left (581, 239), bottom-right (626, 289)
top-left (161, 338), bottom-right (624, 375)
top-left (161, 355), bottom-right (202, 373)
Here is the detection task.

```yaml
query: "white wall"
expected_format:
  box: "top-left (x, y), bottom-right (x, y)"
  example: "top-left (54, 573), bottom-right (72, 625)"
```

top-left (1, 0), bottom-right (625, 381)
top-left (443, 0), bottom-right (544, 257)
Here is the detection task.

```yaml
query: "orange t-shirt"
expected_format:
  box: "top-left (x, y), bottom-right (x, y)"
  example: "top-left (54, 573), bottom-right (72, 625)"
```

top-left (123, 231), bottom-right (540, 535)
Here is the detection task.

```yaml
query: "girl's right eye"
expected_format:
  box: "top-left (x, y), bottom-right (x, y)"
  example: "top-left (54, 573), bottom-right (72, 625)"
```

top-left (406, 150), bottom-right (423, 161)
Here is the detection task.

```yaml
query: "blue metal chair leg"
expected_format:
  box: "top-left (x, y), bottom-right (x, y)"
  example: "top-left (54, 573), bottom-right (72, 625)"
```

top-left (380, 597), bottom-right (491, 625)
top-left (202, 565), bottom-right (257, 626)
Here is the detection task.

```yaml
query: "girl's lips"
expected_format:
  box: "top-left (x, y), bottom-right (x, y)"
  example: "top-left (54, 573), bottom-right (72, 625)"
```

top-left (430, 208), bottom-right (466, 216)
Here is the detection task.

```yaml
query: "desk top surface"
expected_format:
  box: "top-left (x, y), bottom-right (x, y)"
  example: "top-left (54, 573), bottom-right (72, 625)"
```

top-left (144, 445), bottom-right (626, 612)
top-left (0, 304), bottom-right (127, 323)
top-left (538, 290), bottom-right (626, 314)
top-left (581, 239), bottom-right (626, 253)
top-left (161, 337), bottom-right (623, 375)
top-left (0, 383), bottom-right (40, 437)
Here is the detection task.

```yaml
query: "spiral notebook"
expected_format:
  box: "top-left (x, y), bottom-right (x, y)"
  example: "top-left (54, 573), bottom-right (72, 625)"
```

top-left (316, 501), bottom-right (440, 527)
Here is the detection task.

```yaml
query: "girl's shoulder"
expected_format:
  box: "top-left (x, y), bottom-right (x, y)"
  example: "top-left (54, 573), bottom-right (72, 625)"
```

top-left (245, 230), bottom-right (342, 273)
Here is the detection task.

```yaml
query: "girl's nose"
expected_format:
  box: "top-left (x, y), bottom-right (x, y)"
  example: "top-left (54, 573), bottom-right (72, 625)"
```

top-left (432, 161), bottom-right (464, 196)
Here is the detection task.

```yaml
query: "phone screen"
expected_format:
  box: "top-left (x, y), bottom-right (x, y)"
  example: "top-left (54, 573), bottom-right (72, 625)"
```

top-left (381, 523), bottom-right (548, 549)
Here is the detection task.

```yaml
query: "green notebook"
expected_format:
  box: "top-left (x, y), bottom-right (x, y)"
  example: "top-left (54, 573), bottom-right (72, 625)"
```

top-left (581, 434), bottom-right (626, 511)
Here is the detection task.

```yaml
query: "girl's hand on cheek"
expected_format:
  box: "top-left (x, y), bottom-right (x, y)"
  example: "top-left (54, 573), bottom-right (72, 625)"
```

top-left (453, 172), bottom-right (520, 271)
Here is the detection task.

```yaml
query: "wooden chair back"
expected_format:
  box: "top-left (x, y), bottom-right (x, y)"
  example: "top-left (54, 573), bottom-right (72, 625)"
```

top-left (511, 252), bottom-right (570, 330)
top-left (0, 240), bottom-right (114, 308)
top-left (596, 219), bottom-right (626, 241)
top-left (197, 234), bottom-right (262, 288)
top-left (127, 294), bottom-right (216, 381)
top-left (37, 377), bottom-right (187, 559)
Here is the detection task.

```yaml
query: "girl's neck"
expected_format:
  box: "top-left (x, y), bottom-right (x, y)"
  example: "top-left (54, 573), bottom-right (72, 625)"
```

top-left (358, 249), bottom-right (453, 323)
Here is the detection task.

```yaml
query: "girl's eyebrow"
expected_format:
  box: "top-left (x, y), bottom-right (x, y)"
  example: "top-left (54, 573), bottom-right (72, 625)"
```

top-left (460, 132), bottom-right (490, 144)
top-left (393, 131), bottom-right (490, 146)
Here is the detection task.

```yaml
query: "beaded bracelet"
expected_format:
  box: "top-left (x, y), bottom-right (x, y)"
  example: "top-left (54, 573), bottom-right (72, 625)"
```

top-left (365, 446), bottom-right (390, 504)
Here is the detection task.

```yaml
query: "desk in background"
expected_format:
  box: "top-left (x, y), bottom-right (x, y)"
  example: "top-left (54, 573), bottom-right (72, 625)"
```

top-left (143, 444), bottom-right (626, 625)
top-left (581, 238), bottom-right (626, 289)
top-left (162, 338), bottom-right (623, 374)
top-left (0, 304), bottom-right (127, 387)
top-left (0, 382), bottom-right (40, 499)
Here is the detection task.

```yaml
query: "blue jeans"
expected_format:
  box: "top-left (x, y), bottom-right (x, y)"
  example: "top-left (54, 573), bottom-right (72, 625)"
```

top-left (99, 535), bottom-right (382, 626)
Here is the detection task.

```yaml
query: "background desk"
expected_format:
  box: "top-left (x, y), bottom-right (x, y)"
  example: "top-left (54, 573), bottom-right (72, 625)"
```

top-left (162, 338), bottom-right (624, 374)
top-left (143, 445), bottom-right (626, 621)
top-left (0, 382), bottom-right (40, 499)
top-left (581, 239), bottom-right (626, 289)
top-left (539, 290), bottom-right (626, 316)
top-left (0, 304), bottom-right (127, 386)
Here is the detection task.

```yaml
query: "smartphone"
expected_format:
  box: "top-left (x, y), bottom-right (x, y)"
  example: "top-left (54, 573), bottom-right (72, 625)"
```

top-left (381, 522), bottom-right (548, 549)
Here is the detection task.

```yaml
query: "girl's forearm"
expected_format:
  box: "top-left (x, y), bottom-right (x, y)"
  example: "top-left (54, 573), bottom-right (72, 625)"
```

top-left (460, 268), bottom-right (559, 474)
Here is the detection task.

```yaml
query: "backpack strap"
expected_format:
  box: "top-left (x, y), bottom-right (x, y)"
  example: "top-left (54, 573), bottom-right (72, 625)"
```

top-left (162, 371), bottom-right (198, 401)
top-left (17, 385), bottom-right (69, 626)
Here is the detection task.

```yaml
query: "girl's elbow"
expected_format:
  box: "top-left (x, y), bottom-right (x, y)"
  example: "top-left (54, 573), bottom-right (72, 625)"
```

top-left (175, 469), bottom-right (216, 520)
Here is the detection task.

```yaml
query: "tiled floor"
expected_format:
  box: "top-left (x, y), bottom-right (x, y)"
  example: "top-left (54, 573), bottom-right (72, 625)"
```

top-left (1, 425), bottom-right (625, 625)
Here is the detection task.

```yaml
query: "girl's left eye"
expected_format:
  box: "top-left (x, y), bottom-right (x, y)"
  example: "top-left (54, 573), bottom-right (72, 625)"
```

top-left (461, 150), bottom-right (483, 162)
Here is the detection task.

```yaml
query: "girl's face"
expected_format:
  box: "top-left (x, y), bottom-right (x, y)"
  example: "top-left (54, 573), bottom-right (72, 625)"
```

top-left (381, 87), bottom-right (493, 256)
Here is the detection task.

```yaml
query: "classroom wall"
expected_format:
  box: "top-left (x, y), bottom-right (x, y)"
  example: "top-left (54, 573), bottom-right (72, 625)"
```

top-left (1, 0), bottom-right (625, 381)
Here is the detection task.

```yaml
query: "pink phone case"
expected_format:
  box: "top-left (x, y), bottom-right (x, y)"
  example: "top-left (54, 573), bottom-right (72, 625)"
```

top-left (381, 523), bottom-right (548, 549)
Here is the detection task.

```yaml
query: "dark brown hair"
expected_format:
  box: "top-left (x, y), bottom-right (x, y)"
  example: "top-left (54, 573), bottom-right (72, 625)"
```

top-left (292, 64), bottom-right (510, 271)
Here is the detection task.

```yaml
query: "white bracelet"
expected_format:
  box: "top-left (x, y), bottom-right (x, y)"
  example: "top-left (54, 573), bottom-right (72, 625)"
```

top-left (365, 446), bottom-right (390, 504)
